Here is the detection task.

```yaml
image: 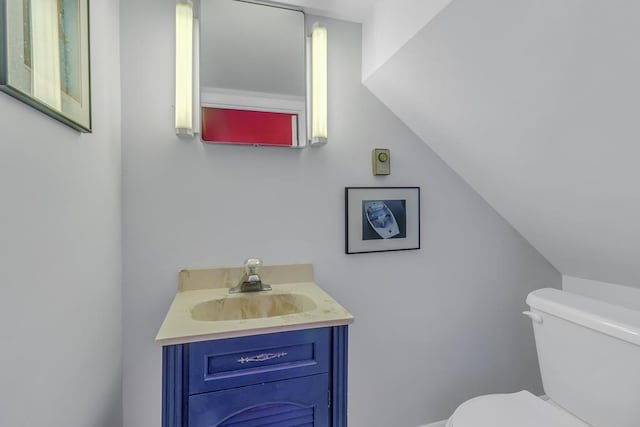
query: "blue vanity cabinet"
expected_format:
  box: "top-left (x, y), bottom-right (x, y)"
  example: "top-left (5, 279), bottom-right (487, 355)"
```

top-left (189, 374), bottom-right (329, 426)
top-left (162, 326), bottom-right (348, 427)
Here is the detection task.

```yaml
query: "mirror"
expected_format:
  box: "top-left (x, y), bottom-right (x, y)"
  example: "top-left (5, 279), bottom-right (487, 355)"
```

top-left (198, 0), bottom-right (307, 147)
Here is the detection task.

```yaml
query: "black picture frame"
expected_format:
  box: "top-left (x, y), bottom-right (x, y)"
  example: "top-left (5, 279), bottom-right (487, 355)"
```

top-left (345, 187), bottom-right (421, 254)
top-left (0, 0), bottom-right (92, 132)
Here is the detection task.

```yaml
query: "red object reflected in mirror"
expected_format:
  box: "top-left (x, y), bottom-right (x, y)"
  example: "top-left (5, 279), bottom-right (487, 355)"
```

top-left (201, 107), bottom-right (298, 146)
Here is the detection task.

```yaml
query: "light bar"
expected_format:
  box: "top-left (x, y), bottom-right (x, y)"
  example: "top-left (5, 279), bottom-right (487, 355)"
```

top-left (310, 23), bottom-right (327, 145)
top-left (175, 1), bottom-right (193, 135)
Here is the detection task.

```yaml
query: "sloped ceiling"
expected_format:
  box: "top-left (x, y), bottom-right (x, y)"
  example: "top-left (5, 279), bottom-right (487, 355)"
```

top-left (281, 0), bottom-right (640, 287)
top-left (364, 0), bottom-right (640, 287)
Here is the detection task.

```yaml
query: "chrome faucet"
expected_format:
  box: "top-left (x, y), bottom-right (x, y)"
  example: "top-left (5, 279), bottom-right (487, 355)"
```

top-left (229, 258), bottom-right (272, 294)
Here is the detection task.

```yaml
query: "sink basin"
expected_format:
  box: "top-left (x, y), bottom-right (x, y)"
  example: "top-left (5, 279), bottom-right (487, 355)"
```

top-left (156, 266), bottom-right (355, 345)
top-left (191, 293), bottom-right (317, 321)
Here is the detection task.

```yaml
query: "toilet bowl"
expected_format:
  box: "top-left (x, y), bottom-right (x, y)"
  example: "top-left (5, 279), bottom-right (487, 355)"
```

top-left (446, 288), bottom-right (640, 427)
top-left (446, 391), bottom-right (588, 427)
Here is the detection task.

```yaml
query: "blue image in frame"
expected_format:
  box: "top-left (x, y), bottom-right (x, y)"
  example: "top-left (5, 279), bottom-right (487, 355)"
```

top-left (58, 0), bottom-right (81, 102)
top-left (362, 199), bottom-right (407, 240)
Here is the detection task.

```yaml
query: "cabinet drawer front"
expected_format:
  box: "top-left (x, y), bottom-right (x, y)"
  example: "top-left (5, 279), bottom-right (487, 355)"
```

top-left (189, 374), bottom-right (329, 427)
top-left (189, 329), bottom-right (330, 394)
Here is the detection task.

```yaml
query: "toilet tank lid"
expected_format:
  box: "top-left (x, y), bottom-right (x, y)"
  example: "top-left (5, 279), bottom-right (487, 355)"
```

top-left (527, 288), bottom-right (640, 347)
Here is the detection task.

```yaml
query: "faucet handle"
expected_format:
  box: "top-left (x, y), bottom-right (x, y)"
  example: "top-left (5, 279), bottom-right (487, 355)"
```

top-left (244, 258), bottom-right (262, 274)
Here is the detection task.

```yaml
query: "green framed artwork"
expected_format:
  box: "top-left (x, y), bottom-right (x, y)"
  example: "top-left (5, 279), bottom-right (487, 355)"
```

top-left (0, 0), bottom-right (91, 132)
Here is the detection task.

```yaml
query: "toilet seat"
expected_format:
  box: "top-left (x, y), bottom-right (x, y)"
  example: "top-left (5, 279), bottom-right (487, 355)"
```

top-left (447, 391), bottom-right (590, 427)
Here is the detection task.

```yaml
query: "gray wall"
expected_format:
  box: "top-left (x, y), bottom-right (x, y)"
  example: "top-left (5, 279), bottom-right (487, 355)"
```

top-left (364, 0), bottom-right (640, 289)
top-left (0, 0), bottom-right (122, 426)
top-left (563, 276), bottom-right (640, 311)
top-left (120, 4), bottom-right (560, 427)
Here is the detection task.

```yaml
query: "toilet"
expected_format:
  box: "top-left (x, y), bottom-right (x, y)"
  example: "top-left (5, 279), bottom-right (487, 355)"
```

top-left (446, 288), bottom-right (640, 427)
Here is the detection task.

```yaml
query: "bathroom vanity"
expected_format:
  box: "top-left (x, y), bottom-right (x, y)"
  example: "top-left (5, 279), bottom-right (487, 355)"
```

top-left (156, 264), bottom-right (353, 427)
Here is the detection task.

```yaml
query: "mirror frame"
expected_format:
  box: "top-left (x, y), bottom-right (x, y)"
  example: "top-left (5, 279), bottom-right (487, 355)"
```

top-left (194, 0), bottom-right (309, 147)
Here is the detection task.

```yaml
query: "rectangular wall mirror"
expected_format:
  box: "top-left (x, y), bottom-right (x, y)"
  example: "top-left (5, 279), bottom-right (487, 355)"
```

top-left (198, 0), bottom-right (307, 147)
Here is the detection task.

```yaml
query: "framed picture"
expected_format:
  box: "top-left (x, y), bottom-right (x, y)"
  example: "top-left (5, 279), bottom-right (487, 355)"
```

top-left (345, 187), bottom-right (421, 254)
top-left (0, 0), bottom-right (92, 132)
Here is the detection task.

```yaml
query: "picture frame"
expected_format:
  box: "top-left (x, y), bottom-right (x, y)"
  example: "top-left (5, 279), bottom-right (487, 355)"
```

top-left (345, 187), bottom-right (421, 254)
top-left (0, 0), bottom-right (92, 132)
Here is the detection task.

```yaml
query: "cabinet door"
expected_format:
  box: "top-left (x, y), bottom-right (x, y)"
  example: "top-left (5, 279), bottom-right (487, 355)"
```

top-left (189, 374), bottom-right (329, 427)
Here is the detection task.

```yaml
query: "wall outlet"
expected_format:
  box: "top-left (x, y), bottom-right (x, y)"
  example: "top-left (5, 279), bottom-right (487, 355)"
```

top-left (372, 148), bottom-right (390, 175)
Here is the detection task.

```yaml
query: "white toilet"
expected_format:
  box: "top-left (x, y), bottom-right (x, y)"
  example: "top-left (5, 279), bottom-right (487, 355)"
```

top-left (446, 288), bottom-right (640, 427)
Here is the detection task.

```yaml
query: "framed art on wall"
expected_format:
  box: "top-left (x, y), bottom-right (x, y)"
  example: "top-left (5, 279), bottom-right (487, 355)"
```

top-left (345, 187), bottom-right (421, 254)
top-left (0, 0), bottom-right (92, 132)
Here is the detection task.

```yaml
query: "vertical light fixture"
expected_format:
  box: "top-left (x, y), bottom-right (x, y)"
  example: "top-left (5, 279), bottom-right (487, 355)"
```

top-left (31, 0), bottom-right (62, 110)
top-left (309, 23), bottom-right (327, 145)
top-left (175, 0), bottom-right (194, 136)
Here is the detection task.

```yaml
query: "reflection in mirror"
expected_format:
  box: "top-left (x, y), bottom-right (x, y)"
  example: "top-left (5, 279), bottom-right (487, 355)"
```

top-left (199, 0), bottom-right (307, 147)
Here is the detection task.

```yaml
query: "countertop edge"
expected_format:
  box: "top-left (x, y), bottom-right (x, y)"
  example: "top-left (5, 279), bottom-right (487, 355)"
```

top-left (155, 316), bottom-right (354, 346)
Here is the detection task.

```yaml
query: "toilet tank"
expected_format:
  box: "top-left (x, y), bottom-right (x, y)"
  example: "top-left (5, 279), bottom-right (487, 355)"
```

top-left (526, 288), bottom-right (640, 427)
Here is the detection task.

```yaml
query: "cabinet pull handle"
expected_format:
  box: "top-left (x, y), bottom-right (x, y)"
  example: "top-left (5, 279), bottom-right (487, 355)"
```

top-left (238, 352), bottom-right (288, 364)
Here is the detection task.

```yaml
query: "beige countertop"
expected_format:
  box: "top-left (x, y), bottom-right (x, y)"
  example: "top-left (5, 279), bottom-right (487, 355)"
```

top-left (155, 264), bottom-right (354, 345)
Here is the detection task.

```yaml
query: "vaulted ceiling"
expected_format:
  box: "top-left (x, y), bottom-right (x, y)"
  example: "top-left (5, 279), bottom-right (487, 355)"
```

top-left (287, 0), bottom-right (640, 288)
